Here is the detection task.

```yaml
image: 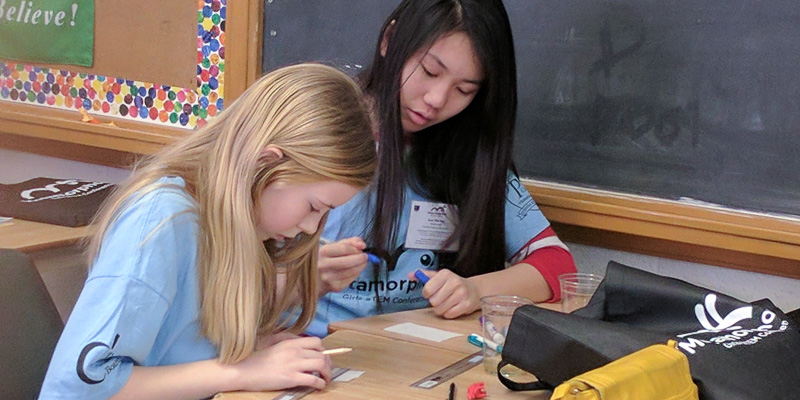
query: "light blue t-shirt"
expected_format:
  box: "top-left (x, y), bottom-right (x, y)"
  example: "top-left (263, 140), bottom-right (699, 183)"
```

top-left (39, 177), bottom-right (217, 400)
top-left (307, 172), bottom-right (549, 337)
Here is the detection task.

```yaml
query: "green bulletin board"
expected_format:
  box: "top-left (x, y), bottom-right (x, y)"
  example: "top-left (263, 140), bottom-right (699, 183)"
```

top-left (0, 0), bottom-right (94, 66)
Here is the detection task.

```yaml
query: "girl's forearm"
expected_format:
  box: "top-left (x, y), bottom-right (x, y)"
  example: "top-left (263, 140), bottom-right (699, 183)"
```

top-left (110, 360), bottom-right (240, 400)
top-left (468, 263), bottom-right (553, 305)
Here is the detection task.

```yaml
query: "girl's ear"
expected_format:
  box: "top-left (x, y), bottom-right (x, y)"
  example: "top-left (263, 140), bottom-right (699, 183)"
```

top-left (380, 19), bottom-right (396, 57)
top-left (260, 145), bottom-right (284, 162)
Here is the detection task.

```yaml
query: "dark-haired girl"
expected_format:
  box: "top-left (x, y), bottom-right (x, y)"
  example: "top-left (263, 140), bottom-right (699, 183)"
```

top-left (308, 0), bottom-right (576, 337)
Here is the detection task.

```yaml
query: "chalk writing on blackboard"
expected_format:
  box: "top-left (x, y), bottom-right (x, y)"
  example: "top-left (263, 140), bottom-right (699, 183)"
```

top-left (512, 0), bottom-right (800, 216)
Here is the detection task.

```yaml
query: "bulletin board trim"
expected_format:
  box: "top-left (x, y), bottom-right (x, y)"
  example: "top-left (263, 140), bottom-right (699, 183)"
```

top-left (0, 1), bottom-right (198, 89)
top-left (0, 0), bottom-right (234, 153)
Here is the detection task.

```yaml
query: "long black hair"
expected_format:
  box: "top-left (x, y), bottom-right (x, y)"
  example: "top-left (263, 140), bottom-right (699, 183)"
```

top-left (361, 0), bottom-right (518, 278)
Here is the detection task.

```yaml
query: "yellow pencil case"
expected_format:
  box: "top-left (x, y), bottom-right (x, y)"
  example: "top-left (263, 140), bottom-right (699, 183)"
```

top-left (550, 341), bottom-right (698, 400)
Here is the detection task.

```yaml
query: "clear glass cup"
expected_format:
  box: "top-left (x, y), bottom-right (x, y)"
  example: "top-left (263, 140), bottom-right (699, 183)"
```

top-left (480, 295), bottom-right (533, 375)
top-left (559, 272), bottom-right (603, 313)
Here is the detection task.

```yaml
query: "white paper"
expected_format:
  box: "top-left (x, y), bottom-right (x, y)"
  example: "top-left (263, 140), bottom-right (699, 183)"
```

top-left (383, 322), bottom-right (462, 342)
top-left (333, 370), bottom-right (365, 382)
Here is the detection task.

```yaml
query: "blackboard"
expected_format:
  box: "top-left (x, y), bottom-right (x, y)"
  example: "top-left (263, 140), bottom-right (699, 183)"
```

top-left (262, 1), bottom-right (394, 78)
top-left (262, 0), bottom-right (800, 217)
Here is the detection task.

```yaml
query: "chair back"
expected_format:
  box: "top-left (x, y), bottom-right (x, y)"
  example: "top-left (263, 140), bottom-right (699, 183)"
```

top-left (0, 249), bottom-right (64, 400)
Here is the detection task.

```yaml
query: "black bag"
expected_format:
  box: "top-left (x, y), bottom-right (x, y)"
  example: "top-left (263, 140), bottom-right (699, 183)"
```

top-left (0, 177), bottom-right (115, 227)
top-left (499, 261), bottom-right (800, 400)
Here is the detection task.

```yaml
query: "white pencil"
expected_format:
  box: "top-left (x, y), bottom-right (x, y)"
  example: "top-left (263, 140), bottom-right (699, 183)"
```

top-left (322, 347), bottom-right (353, 356)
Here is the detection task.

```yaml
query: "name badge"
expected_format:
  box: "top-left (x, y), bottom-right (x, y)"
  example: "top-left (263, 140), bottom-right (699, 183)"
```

top-left (405, 200), bottom-right (459, 251)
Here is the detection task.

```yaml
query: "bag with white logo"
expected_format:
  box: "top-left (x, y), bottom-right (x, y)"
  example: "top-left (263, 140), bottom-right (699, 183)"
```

top-left (0, 177), bottom-right (116, 227)
top-left (499, 261), bottom-right (800, 400)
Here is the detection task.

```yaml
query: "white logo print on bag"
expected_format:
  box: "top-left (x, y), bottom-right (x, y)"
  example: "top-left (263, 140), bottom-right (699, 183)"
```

top-left (695, 294), bottom-right (752, 331)
top-left (676, 293), bottom-right (789, 355)
top-left (19, 179), bottom-right (112, 203)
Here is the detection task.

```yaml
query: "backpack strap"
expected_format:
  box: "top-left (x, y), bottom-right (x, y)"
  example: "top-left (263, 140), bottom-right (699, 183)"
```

top-left (496, 359), bottom-right (552, 391)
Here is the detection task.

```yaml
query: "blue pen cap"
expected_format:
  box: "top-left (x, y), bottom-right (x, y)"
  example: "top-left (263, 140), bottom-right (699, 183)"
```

top-left (467, 334), bottom-right (484, 348)
top-left (414, 269), bottom-right (430, 284)
top-left (366, 253), bottom-right (381, 264)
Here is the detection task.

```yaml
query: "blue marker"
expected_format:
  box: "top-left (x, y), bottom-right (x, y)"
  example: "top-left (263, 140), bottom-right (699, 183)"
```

top-left (467, 333), bottom-right (484, 349)
top-left (468, 333), bottom-right (503, 353)
top-left (366, 252), bottom-right (381, 265)
top-left (321, 237), bottom-right (382, 265)
top-left (414, 269), bottom-right (430, 284)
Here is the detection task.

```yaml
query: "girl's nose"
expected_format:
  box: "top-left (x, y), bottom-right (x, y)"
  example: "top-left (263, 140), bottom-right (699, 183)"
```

top-left (298, 213), bottom-right (323, 235)
top-left (423, 82), bottom-right (448, 109)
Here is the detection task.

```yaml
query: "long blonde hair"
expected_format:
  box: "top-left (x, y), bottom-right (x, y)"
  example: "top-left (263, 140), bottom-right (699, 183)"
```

top-left (88, 63), bottom-right (377, 363)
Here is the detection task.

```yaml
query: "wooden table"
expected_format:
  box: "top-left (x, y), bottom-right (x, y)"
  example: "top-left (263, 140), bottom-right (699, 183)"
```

top-left (328, 304), bottom-right (561, 355)
top-left (216, 330), bottom-right (549, 400)
top-left (0, 218), bottom-right (90, 252)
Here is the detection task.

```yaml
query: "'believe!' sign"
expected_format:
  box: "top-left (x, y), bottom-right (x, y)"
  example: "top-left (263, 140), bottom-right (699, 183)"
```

top-left (0, 0), bottom-right (94, 66)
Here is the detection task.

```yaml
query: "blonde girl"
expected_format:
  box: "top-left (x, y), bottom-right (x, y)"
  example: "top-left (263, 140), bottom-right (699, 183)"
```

top-left (39, 63), bottom-right (377, 400)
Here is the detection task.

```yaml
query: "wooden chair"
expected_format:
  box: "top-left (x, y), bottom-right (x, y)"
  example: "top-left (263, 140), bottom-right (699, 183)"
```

top-left (0, 249), bottom-right (64, 399)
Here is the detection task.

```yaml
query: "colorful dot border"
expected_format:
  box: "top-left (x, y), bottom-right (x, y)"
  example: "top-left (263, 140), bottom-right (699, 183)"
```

top-left (0, 0), bottom-right (226, 130)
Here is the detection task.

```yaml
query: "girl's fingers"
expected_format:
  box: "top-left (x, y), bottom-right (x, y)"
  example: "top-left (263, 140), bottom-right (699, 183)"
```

top-left (297, 336), bottom-right (326, 351)
top-left (423, 270), bottom-right (456, 303)
top-left (339, 236), bottom-right (367, 249)
top-left (320, 253), bottom-right (368, 271)
top-left (440, 299), bottom-right (469, 319)
top-left (292, 353), bottom-right (331, 386)
top-left (318, 248), bottom-right (368, 293)
top-left (277, 336), bottom-right (324, 353)
top-left (425, 271), bottom-right (477, 318)
top-left (319, 237), bottom-right (366, 257)
top-left (431, 292), bottom-right (459, 316)
top-left (291, 372), bottom-right (327, 390)
top-left (319, 356), bottom-right (333, 382)
top-left (293, 354), bottom-right (328, 371)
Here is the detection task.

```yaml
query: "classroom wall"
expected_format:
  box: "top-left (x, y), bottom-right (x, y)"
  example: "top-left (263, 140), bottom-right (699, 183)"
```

top-left (2, 148), bottom-right (798, 316)
top-left (0, 148), bottom-right (130, 184)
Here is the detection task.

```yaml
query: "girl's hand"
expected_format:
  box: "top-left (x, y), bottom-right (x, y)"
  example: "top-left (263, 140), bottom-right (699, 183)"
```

top-left (318, 237), bottom-right (369, 294)
top-left (256, 331), bottom-right (301, 350)
top-left (232, 336), bottom-right (332, 392)
top-left (411, 269), bottom-right (481, 319)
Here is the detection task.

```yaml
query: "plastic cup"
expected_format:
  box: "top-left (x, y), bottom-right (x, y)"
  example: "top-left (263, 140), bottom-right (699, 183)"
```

top-left (480, 295), bottom-right (533, 375)
top-left (559, 272), bottom-right (603, 313)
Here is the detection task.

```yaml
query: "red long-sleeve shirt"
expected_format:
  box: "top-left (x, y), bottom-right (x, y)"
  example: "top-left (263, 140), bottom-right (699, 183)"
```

top-left (510, 226), bottom-right (577, 302)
